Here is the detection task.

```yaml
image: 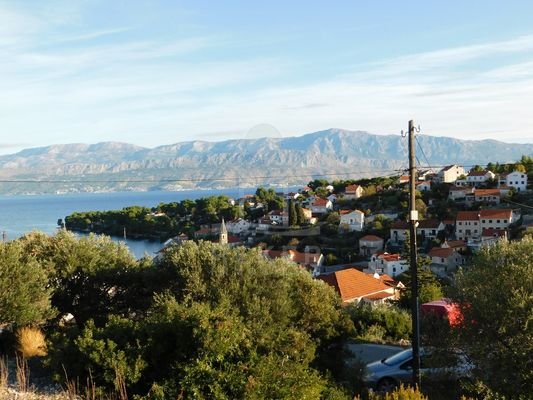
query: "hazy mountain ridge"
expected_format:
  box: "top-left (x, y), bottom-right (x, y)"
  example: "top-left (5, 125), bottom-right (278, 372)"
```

top-left (0, 129), bottom-right (531, 194)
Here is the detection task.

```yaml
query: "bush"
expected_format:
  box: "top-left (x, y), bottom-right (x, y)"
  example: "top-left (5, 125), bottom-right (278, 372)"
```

top-left (349, 304), bottom-right (412, 342)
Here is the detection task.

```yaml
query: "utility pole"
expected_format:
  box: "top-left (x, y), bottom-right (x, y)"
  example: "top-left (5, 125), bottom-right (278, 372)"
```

top-left (408, 120), bottom-right (421, 388)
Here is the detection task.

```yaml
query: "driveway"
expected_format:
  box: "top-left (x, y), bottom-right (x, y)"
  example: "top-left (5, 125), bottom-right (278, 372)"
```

top-left (346, 342), bottom-right (405, 364)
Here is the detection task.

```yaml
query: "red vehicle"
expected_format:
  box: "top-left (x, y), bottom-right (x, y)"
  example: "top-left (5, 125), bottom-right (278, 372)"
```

top-left (421, 299), bottom-right (463, 327)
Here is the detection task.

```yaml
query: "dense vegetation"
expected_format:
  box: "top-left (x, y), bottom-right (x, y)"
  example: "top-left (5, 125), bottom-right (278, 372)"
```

top-left (1, 231), bottom-right (356, 399)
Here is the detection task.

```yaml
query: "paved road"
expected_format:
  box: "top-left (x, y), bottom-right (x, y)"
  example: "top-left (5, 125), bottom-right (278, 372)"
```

top-left (346, 343), bottom-right (405, 364)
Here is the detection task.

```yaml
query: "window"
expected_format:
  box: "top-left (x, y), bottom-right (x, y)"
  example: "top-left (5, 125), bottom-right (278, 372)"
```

top-left (441, 258), bottom-right (445, 263)
top-left (458, 222), bottom-right (462, 225)
top-left (489, 220), bottom-right (493, 223)
top-left (504, 220), bottom-right (508, 223)
top-left (497, 220), bottom-right (500, 223)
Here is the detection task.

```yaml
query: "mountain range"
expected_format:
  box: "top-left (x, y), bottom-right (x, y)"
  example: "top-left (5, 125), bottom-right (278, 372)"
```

top-left (0, 128), bottom-right (531, 195)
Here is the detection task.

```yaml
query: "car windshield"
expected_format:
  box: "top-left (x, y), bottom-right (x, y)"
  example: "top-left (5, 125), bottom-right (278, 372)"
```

top-left (382, 349), bottom-right (413, 366)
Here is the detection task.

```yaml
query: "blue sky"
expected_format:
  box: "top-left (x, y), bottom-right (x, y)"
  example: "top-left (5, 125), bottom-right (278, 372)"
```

top-left (1, 1), bottom-right (533, 154)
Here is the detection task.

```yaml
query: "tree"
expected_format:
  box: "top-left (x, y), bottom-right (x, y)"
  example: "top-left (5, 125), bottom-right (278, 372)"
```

top-left (451, 238), bottom-right (533, 397)
top-left (289, 200), bottom-right (297, 226)
top-left (397, 235), bottom-right (443, 309)
top-left (0, 239), bottom-right (54, 326)
top-left (296, 203), bottom-right (306, 225)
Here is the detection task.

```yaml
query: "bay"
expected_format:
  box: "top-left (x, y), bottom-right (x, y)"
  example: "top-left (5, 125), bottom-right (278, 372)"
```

top-left (0, 188), bottom-right (251, 258)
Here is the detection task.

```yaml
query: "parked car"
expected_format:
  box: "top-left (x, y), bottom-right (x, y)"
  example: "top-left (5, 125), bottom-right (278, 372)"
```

top-left (363, 347), bottom-right (473, 392)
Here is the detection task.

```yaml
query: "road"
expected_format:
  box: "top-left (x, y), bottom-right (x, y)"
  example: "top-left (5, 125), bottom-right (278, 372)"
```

top-left (345, 342), bottom-right (405, 364)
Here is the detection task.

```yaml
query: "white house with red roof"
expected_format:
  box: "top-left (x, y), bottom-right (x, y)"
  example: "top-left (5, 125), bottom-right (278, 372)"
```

top-left (466, 170), bottom-right (495, 186)
top-left (506, 171), bottom-right (528, 192)
top-left (359, 235), bottom-right (384, 257)
top-left (455, 209), bottom-right (515, 241)
top-left (368, 252), bottom-right (408, 277)
top-left (339, 209), bottom-right (365, 232)
top-left (310, 197), bottom-right (333, 214)
top-left (317, 268), bottom-right (398, 305)
top-left (428, 246), bottom-right (465, 276)
top-left (343, 184), bottom-right (364, 199)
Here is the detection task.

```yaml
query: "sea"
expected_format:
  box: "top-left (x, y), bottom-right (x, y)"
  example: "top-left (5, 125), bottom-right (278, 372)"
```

top-left (0, 188), bottom-right (254, 259)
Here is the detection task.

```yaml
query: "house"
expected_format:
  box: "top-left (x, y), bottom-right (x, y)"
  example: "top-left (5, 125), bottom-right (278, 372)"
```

top-left (506, 171), bottom-right (528, 192)
top-left (398, 175), bottom-right (410, 185)
top-left (455, 209), bottom-right (514, 241)
top-left (437, 165), bottom-right (465, 183)
top-left (343, 184), bottom-right (364, 199)
top-left (390, 220), bottom-right (410, 244)
top-left (317, 268), bottom-right (397, 305)
top-left (359, 235), bottom-right (384, 257)
top-left (263, 248), bottom-right (324, 276)
top-left (310, 197), bottom-right (333, 214)
top-left (416, 181), bottom-right (431, 192)
top-left (454, 211), bottom-right (481, 240)
top-left (339, 209), bottom-right (365, 232)
top-left (416, 219), bottom-right (445, 241)
top-left (467, 188), bottom-right (501, 205)
top-left (448, 187), bottom-right (474, 202)
top-left (466, 170), bottom-right (495, 186)
top-left (267, 209), bottom-right (289, 226)
top-left (427, 247), bottom-right (465, 276)
top-left (226, 218), bottom-right (251, 235)
top-left (368, 252), bottom-right (408, 277)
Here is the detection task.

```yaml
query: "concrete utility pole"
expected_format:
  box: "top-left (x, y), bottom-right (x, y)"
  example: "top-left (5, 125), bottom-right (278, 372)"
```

top-left (408, 120), bottom-right (421, 388)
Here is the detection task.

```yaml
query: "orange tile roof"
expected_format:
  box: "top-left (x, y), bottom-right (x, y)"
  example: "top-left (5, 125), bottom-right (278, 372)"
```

top-left (318, 268), bottom-right (392, 303)
top-left (344, 184), bottom-right (361, 193)
top-left (445, 240), bottom-right (466, 248)
top-left (363, 292), bottom-right (395, 301)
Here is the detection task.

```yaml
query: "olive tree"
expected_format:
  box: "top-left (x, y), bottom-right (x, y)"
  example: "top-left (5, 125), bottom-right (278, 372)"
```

top-left (452, 237), bottom-right (533, 397)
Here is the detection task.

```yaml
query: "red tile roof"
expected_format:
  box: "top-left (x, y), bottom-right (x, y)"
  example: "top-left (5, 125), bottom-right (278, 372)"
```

top-left (428, 247), bottom-right (454, 258)
top-left (360, 235), bottom-right (383, 242)
top-left (456, 211), bottom-right (480, 221)
top-left (312, 197), bottom-right (329, 206)
top-left (481, 228), bottom-right (507, 238)
top-left (474, 189), bottom-right (501, 197)
top-left (479, 209), bottom-right (512, 219)
top-left (317, 268), bottom-right (392, 303)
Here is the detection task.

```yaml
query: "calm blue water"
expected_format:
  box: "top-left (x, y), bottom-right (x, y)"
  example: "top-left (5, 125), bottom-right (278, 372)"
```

top-left (0, 189), bottom-right (249, 258)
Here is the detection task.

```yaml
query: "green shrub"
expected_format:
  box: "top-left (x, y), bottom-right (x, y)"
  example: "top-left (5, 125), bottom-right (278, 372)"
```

top-left (349, 304), bottom-right (411, 342)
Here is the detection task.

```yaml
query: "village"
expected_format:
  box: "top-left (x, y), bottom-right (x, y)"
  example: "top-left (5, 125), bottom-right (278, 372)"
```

top-left (147, 162), bottom-right (531, 306)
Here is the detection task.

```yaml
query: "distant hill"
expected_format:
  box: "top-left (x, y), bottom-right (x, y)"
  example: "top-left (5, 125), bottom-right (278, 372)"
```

top-left (0, 129), bottom-right (531, 194)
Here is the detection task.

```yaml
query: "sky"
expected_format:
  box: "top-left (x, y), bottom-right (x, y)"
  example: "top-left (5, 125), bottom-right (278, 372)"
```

top-left (1, 0), bottom-right (533, 154)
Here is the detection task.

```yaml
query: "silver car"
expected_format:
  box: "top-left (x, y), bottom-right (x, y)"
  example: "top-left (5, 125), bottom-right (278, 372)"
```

top-left (363, 348), bottom-right (472, 393)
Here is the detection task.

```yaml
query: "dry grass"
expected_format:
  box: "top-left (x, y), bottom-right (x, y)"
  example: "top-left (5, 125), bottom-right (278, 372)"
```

top-left (0, 356), bottom-right (8, 389)
top-left (16, 327), bottom-right (47, 359)
top-left (16, 354), bottom-right (30, 393)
